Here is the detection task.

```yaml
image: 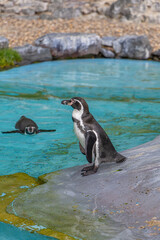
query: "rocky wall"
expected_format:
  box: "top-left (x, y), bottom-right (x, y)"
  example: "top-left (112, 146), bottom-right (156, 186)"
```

top-left (1, 0), bottom-right (160, 23)
top-left (0, 0), bottom-right (114, 20)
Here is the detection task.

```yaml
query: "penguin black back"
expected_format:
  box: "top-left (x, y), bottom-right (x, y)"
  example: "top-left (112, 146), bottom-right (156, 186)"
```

top-left (15, 116), bottom-right (38, 131)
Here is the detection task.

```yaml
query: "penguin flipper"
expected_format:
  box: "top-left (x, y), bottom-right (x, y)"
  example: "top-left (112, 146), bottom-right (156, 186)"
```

top-left (2, 130), bottom-right (21, 134)
top-left (79, 142), bottom-right (85, 155)
top-left (85, 131), bottom-right (96, 163)
top-left (38, 129), bottom-right (56, 133)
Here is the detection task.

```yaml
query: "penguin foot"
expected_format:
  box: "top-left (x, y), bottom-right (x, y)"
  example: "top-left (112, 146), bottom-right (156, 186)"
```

top-left (81, 169), bottom-right (97, 176)
top-left (81, 165), bottom-right (98, 176)
top-left (81, 165), bottom-right (94, 172)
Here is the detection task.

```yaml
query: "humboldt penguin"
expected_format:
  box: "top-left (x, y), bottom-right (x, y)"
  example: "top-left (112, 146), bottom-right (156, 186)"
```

top-left (61, 97), bottom-right (126, 176)
top-left (2, 116), bottom-right (56, 135)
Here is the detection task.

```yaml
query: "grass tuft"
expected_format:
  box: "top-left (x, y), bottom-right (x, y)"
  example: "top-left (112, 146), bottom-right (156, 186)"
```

top-left (0, 48), bottom-right (21, 70)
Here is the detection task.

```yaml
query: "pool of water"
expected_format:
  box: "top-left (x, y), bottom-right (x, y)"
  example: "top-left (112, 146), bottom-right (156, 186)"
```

top-left (0, 58), bottom-right (160, 239)
top-left (0, 222), bottom-right (53, 240)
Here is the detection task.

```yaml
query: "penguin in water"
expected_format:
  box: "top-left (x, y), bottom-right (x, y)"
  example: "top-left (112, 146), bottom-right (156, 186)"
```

top-left (61, 97), bottom-right (126, 176)
top-left (2, 116), bottom-right (56, 135)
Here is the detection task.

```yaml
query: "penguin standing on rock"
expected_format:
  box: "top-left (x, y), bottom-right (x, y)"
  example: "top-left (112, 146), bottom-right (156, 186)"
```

top-left (61, 97), bottom-right (126, 176)
top-left (2, 116), bottom-right (56, 135)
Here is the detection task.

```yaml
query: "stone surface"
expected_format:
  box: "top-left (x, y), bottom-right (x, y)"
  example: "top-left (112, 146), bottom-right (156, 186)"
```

top-left (113, 35), bottom-right (152, 59)
top-left (100, 48), bottom-right (115, 58)
top-left (0, 36), bottom-right (9, 49)
top-left (8, 136), bottom-right (160, 239)
top-left (34, 33), bottom-right (102, 58)
top-left (49, 6), bottom-right (82, 19)
top-left (101, 36), bottom-right (117, 47)
top-left (106, 0), bottom-right (160, 23)
top-left (0, 0), bottom-right (114, 19)
top-left (14, 44), bottom-right (52, 65)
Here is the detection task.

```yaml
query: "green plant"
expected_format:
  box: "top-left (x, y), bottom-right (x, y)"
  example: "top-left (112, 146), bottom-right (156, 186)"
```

top-left (0, 48), bottom-right (22, 70)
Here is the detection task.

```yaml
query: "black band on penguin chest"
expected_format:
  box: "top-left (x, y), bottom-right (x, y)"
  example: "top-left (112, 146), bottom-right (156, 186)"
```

top-left (72, 117), bottom-right (85, 134)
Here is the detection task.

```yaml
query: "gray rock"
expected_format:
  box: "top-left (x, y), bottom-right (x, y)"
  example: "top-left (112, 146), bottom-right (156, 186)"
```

top-left (14, 0), bottom-right (48, 12)
top-left (106, 0), bottom-right (160, 23)
top-left (34, 1), bottom-right (48, 13)
top-left (34, 33), bottom-right (101, 58)
top-left (52, 7), bottom-right (81, 19)
top-left (7, 135), bottom-right (160, 239)
top-left (151, 49), bottom-right (160, 60)
top-left (153, 2), bottom-right (160, 12)
top-left (13, 6), bottom-right (21, 14)
top-left (14, 44), bottom-right (52, 65)
top-left (100, 48), bottom-right (115, 58)
top-left (0, 36), bottom-right (9, 49)
top-left (101, 36), bottom-right (118, 47)
top-left (113, 35), bottom-right (152, 59)
top-left (39, 13), bottom-right (54, 20)
top-left (21, 8), bottom-right (35, 16)
top-left (15, 0), bottom-right (33, 6)
top-left (2, 1), bottom-right (48, 17)
top-left (3, 1), bottom-right (14, 8)
top-left (106, 0), bottom-right (136, 20)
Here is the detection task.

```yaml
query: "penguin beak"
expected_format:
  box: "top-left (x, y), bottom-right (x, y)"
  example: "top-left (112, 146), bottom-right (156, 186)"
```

top-left (61, 99), bottom-right (75, 106)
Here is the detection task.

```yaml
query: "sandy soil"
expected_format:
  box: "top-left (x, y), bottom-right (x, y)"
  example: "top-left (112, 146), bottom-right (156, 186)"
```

top-left (0, 16), bottom-right (160, 51)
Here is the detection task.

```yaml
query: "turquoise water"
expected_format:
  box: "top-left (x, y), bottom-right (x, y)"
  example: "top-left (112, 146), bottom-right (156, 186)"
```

top-left (0, 59), bottom-right (160, 239)
top-left (0, 222), bottom-right (53, 240)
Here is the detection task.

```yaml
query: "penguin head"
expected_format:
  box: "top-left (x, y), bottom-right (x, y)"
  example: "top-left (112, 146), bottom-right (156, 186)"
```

top-left (61, 97), bottom-right (89, 113)
top-left (25, 126), bottom-right (37, 135)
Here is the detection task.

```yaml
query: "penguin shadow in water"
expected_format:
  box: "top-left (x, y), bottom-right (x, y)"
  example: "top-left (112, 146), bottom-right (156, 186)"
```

top-left (2, 116), bottom-right (56, 135)
top-left (61, 97), bottom-right (126, 176)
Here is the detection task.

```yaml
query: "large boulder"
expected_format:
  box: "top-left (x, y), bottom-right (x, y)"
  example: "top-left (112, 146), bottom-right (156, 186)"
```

top-left (7, 136), bottom-right (160, 239)
top-left (34, 33), bottom-right (102, 59)
top-left (0, 36), bottom-right (9, 49)
top-left (113, 35), bottom-right (152, 59)
top-left (14, 44), bottom-right (52, 65)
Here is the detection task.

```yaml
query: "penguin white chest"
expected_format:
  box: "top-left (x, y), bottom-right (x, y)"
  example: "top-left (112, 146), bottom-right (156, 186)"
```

top-left (74, 122), bottom-right (85, 148)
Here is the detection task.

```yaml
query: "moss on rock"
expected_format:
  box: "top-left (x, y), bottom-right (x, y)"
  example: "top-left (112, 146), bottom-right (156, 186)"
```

top-left (0, 172), bottom-right (76, 240)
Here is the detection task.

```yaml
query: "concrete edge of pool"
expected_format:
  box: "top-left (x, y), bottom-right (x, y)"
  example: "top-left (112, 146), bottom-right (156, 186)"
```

top-left (1, 135), bottom-right (160, 239)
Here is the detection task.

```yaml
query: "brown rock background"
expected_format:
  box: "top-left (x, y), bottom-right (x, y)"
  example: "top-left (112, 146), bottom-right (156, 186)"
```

top-left (0, 0), bottom-right (160, 51)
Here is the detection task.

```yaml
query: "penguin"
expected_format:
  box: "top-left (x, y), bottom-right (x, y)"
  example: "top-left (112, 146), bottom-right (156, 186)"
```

top-left (2, 116), bottom-right (56, 135)
top-left (61, 97), bottom-right (126, 176)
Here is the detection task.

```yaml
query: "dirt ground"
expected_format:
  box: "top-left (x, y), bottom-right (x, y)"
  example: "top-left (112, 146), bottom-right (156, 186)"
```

top-left (0, 16), bottom-right (160, 51)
